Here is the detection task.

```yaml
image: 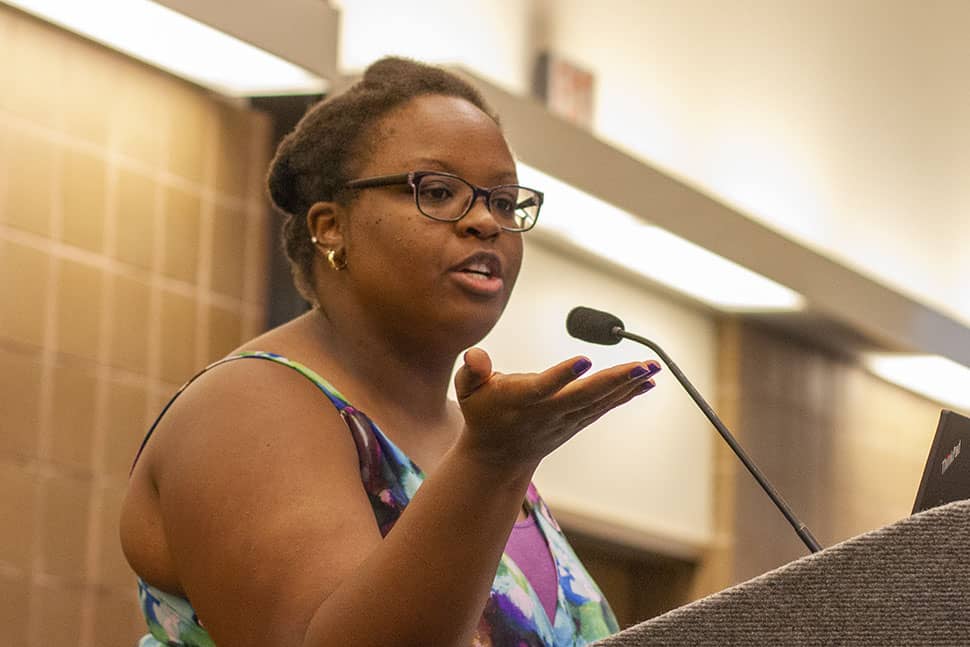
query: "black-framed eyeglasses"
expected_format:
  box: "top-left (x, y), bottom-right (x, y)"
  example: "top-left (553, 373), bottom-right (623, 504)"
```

top-left (344, 170), bottom-right (543, 233)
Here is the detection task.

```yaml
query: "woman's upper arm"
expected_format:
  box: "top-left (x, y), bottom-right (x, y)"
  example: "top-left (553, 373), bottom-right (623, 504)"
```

top-left (151, 359), bottom-right (382, 647)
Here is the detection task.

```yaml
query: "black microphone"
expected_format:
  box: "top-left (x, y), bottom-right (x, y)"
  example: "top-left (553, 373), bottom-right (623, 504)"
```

top-left (566, 306), bottom-right (822, 554)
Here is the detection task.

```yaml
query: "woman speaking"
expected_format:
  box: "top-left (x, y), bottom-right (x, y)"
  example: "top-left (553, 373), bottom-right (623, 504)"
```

top-left (121, 57), bottom-right (660, 647)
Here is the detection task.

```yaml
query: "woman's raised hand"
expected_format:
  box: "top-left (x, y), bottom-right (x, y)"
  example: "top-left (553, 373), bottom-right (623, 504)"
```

top-left (453, 347), bottom-right (661, 468)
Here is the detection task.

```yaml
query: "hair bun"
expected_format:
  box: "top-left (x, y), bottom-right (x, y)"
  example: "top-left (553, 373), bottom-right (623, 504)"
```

top-left (267, 138), bottom-right (298, 217)
top-left (362, 56), bottom-right (416, 86)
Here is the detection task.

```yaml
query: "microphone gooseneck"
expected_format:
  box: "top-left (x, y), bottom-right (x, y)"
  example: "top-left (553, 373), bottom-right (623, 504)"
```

top-left (566, 306), bottom-right (822, 554)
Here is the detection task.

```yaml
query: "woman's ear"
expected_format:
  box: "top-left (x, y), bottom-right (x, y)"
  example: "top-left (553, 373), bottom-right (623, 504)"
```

top-left (306, 201), bottom-right (345, 250)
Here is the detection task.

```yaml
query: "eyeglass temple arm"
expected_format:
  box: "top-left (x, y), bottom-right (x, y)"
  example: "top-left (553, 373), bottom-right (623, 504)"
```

top-left (345, 173), bottom-right (412, 190)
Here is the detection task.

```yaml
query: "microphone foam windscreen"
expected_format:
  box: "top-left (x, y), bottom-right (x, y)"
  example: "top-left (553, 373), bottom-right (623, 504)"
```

top-left (566, 306), bottom-right (624, 345)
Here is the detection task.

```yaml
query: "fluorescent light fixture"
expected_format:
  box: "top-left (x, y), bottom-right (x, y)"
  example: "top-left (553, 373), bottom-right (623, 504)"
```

top-left (518, 163), bottom-right (804, 312)
top-left (864, 353), bottom-right (970, 413)
top-left (4, 0), bottom-right (326, 96)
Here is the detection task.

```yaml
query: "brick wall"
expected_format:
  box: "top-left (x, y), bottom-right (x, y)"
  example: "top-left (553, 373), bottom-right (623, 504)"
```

top-left (0, 6), bottom-right (272, 646)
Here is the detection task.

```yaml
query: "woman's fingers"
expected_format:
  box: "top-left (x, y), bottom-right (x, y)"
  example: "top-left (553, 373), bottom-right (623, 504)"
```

top-left (553, 360), bottom-right (661, 412)
top-left (541, 378), bottom-right (656, 449)
top-left (521, 356), bottom-right (594, 402)
top-left (461, 354), bottom-right (594, 407)
top-left (568, 379), bottom-right (656, 431)
top-left (516, 357), bottom-right (659, 408)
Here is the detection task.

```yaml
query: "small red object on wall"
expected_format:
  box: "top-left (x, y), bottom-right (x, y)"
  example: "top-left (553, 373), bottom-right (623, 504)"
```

top-left (533, 52), bottom-right (595, 129)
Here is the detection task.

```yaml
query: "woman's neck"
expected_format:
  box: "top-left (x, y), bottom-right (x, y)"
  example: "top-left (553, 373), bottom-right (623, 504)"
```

top-left (303, 307), bottom-right (460, 429)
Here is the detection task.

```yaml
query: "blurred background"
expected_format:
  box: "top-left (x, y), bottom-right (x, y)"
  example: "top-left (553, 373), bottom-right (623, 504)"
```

top-left (1, 1), bottom-right (968, 645)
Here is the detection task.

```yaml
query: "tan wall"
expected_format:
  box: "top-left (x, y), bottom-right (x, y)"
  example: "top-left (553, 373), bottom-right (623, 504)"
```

top-left (697, 318), bottom-right (944, 593)
top-left (0, 7), bottom-right (272, 646)
top-left (545, 0), bottom-right (970, 327)
top-left (591, 317), bottom-right (947, 624)
top-left (494, 240), bottom-right (717, 547)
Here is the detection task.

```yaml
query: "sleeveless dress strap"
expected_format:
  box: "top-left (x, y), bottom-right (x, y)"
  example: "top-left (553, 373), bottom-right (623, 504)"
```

top-left (129, 351), bottom-right (352, 475)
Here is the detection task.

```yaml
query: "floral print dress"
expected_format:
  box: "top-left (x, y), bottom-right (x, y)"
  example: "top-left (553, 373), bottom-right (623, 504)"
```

top-left (133, 351), bottom-right (619, 646)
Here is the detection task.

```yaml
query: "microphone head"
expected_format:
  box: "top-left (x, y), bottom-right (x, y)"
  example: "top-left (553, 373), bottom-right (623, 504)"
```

top-left (566, 306), bottom-right (625, 345)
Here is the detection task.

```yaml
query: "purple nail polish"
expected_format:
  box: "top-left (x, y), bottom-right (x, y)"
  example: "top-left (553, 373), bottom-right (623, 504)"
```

top-left (629, 365), bottom-right (649, 379)
top-left (572, 358), bottom-right (592, 375)
top-left (637, 381), bottom-right (656, 394)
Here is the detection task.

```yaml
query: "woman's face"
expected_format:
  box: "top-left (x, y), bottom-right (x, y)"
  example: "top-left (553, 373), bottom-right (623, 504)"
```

top-left (335, 94), bottom-right (524, 349)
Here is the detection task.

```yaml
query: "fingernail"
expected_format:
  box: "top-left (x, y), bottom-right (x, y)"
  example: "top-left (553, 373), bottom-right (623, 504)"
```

top-left (629, 365), bottom-right (649, 379)
top-left (572, 358), bottom-right (592, 375)
top-left (637, 381), bottom-right (656, 394)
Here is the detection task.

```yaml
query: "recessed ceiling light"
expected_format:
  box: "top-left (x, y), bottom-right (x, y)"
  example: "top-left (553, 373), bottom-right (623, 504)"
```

top-left (863, 353), bottom-right (970, 413)
top-left (518, 163), bottom-right (805, 312)
top-left (4, 0), bottom-right (327, 96)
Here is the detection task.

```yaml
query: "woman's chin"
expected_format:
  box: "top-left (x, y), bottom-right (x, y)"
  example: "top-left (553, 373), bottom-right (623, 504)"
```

top-left (434, 307), bottom-right (507, 351)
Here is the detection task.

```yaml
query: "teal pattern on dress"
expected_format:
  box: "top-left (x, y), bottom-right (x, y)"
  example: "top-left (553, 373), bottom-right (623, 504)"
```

top-left (133, 351), bottom-right (618, 646)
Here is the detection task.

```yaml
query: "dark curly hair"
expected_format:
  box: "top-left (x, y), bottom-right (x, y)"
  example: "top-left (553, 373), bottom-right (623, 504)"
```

top-left (266, 56), bottom-right (500, 302)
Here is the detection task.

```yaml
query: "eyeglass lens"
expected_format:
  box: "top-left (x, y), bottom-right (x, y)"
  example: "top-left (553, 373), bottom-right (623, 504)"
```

top-left (416, 174), bottom-right (539, 231)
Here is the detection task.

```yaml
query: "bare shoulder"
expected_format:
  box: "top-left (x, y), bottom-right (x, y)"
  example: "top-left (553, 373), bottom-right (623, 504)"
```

top-left (130, 355), bottom-right (383, 645)
top-left (148, 355), bottom-right (348, 483)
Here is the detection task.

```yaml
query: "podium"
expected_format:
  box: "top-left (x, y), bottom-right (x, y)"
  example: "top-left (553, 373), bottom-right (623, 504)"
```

top-left (593, 499), bottom-right (970, 645)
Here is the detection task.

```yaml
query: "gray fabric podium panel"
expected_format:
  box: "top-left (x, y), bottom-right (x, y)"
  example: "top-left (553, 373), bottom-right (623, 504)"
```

top-left (594, 500), bottom-right (970, 646)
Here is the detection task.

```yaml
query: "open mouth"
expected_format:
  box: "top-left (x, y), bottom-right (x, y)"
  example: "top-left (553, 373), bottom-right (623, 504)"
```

top-left (452, 252), bottom-right (502, 279)
top-left (459, 263), bottom-right (494, 279)
top-left (450, 253), bottom-right (504, 295)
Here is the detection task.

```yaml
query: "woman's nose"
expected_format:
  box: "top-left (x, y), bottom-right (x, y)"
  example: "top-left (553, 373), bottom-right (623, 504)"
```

top-left (455, 197), bottom-right (501, 239)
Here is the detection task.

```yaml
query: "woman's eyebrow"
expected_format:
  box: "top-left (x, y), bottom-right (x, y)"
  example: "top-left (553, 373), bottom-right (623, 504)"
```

top-left (406, 157), bottom-right (450, 171)
top-left (405, 158), bottom-right (518, 184)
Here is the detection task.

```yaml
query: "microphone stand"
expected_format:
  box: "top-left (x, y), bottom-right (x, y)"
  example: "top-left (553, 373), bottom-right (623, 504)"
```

top-left (616, 326), bottom-right (822, 554)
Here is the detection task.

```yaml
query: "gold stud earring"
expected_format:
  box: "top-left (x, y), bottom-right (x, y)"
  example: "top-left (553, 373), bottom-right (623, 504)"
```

top-left (311, 236), bottom-right (319, 244)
